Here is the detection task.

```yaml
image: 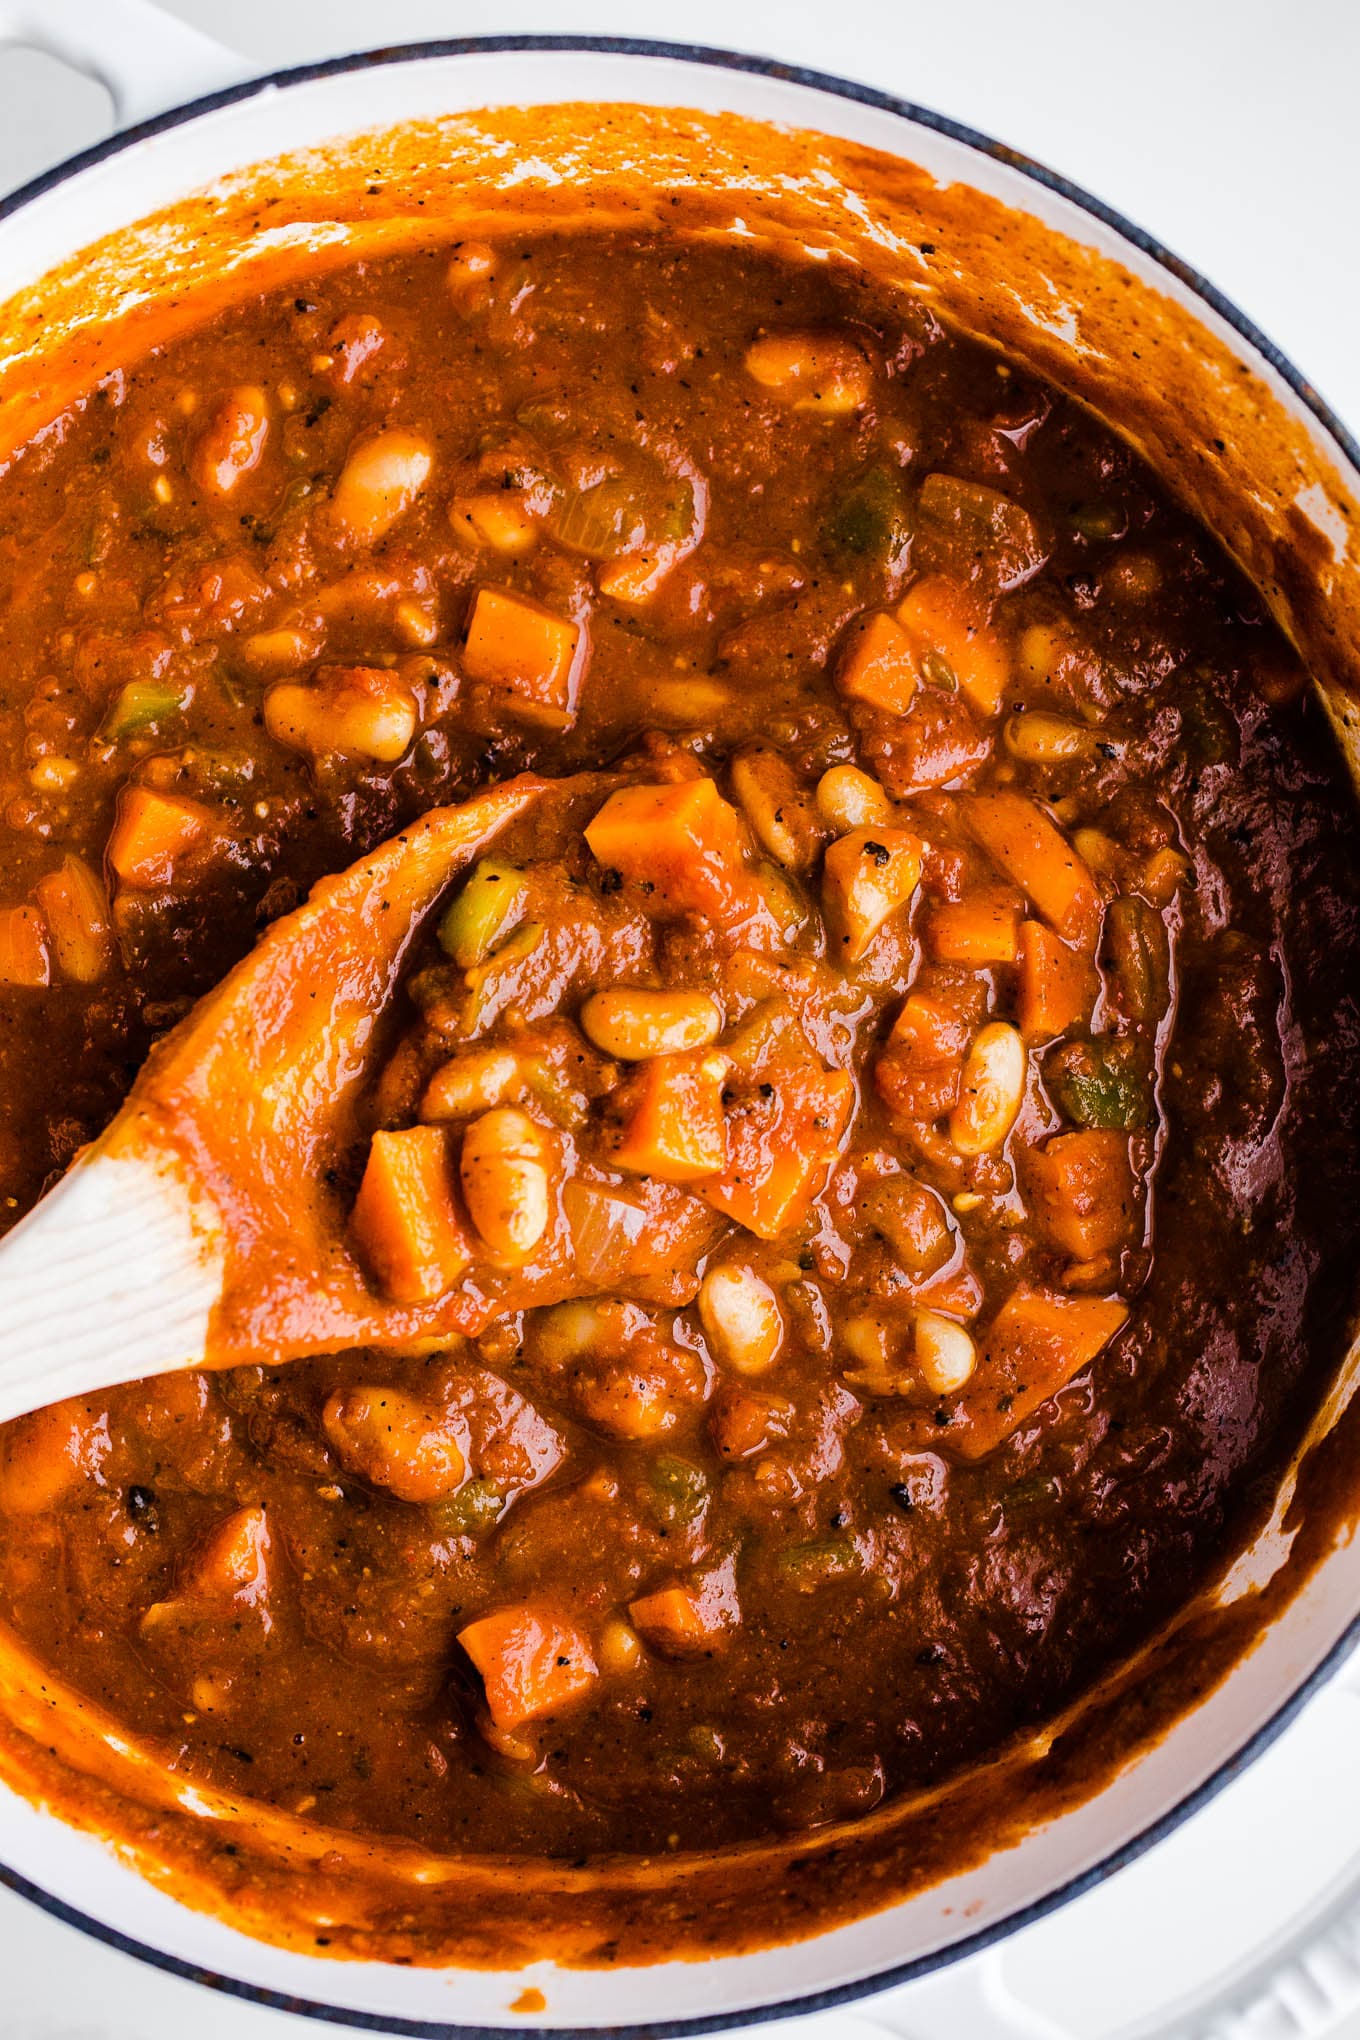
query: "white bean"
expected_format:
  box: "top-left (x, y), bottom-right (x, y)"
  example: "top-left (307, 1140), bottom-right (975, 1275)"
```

top-left (698, 1265), bottom-right (784, 1374)
top-left (949, 1021), bottom-right (1027, 1154)
top-left (913, 1311), bottom-right (977, 1395)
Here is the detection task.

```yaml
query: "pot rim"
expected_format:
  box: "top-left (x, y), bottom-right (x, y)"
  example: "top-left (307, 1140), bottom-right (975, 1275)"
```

top-left (1, 33), bottom-right (1357, 2038)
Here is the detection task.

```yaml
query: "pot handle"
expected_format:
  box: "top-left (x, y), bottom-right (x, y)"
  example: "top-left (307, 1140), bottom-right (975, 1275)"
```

top-left (865, 1654), bottom-right (1360, 2040)
top-left (0, 0), bottom-right (258, 129)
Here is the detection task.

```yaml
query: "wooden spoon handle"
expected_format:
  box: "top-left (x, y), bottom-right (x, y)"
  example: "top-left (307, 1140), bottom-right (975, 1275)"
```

top-left (0, 1147), bottom-right (224, 1425)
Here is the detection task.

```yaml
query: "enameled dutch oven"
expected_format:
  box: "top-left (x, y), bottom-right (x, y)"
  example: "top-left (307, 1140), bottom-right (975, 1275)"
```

top-left (1, 4), bottom-right (1359, 2034)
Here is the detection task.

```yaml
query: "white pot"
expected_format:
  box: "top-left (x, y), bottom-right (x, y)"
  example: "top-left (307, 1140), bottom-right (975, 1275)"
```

top-left (0, 4), bottom-right (1357, 2033)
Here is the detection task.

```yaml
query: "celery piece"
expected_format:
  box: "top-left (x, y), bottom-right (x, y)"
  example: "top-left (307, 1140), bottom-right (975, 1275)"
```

top-left (101, 678), bottom-right (192, 741)
top-left (825, 465), bottom-right (907, 567)
top-left (777, 1536), bottom-right (863, 1591)
top-left (647, 1456), bottom-right (710, 1532)
top-left (553, 477), bottom-right (647, 560)
top-left (1049, 1035), bottom-right (1152, 1131)
top-left (437, 860), bottom-right (526, 969)
top-left (1068, 501), bottom-right (1126, 542)
top-left (429, 1477), bottom-right (503, 1537)
top-left (1104, 896), bottom-right (1170, 1023)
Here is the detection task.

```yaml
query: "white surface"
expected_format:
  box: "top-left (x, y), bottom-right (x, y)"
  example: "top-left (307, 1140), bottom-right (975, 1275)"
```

top-left (0, 3), bottom-right (1357, 2037)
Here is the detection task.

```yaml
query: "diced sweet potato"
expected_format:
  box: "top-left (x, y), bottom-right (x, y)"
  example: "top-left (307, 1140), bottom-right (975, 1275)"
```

top-left (107, 786), bottom-right (211, 889)
top-left (875, 982), bottom-right (983, 1125)
top-left (1022, 1130), bottom-right (1136, 1259)
top-left (822, 826), bottom-right (924, 964)
top-left (862, 689), bottom-right (993, 794)
top-left (836, 611), bottom-right (918, 715)
top-left (612, 1051), bottom-right (729, 1181)
top-left (947, 1287), bottom-right (1128, 1460)
top-left (139, 1504), bottom-right (271, 1637)
top-left (0, 1398), bottom-right (108, 1514)
top-left (897, 575), bottom-right (1010, 715)
top-left (1016, 920), bottom-right (1096, 1040)
top-left (630, 1565), bottom-right (740, 1659)
top-left (351, 1125), bottom-right (473, 1304)
top-left (707, 1062), bottom-right (853, 1237)
top-left (926, 892), bottom-right (1020, 965)
top-left (458, 1604), bottom-right (598, 1729)
top-left (186, 1505), bottom-right (270, 1604)
top-left (0, 905), bottom-right (50, 988)
top-left (888, 982), bottom-right (985, 1059)
top-left (964, 791), bottom-right (1102, 949)
top-left (584, 778), bottom-right (753, 922)
top-left (462, 586), bottom-right (581, 719)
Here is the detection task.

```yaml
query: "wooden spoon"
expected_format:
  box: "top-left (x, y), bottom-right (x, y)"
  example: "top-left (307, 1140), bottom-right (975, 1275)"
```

top-left (0, 776), bottom-right (544, 1426)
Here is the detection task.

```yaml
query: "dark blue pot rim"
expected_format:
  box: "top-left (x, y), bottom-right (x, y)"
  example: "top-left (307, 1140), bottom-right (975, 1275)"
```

top-left (0, 33), bottom-right (1356, 2040)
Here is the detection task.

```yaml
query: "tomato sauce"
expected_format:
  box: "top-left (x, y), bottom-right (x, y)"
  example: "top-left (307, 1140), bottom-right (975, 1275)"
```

top-left (0, 230), bottom-right (1357, 1942)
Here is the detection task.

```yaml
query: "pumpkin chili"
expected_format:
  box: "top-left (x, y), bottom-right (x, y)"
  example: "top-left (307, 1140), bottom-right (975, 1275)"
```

top-left (0, 230), bottom-right (1358, 1881)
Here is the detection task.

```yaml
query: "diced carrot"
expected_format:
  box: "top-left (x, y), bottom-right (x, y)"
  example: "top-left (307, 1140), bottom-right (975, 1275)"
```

top-left (822, 826), bottom-right (924, 963)
top-left (836, 611), bottom-right (918, 715)
top-left (584, 778), bottom-right (754, 922)
top-left (462, 586), bottom-right (581, 719)
top-left (351, 1124), bottom-right (473, 1304)
top-left (964, 791), bottom-right (1102, 949)
top-left (612, 1051), bottom-right (729, 1181)
top-left (458, 1604), bottom-right (598, 1729)
top-left (0, 905), bottom-right (50, 988)
top-left (926, 891), bottom-right (1020, 965)
top-left (107, 786), bottom-right (211, 890)
top-left (707, 1062), bottom-right (853, 1237)
top-left (34, 855), bottom-right (113, 983)
top-left (1016, 920), bottom-right (1096, 1040)
top-left (630, 1568), bottom-right (739, 1659)
top-left (1022, 1130), bottom-right (1136, 1259)
top-left (896, 575), bottom-right (1009, 716)
top-left (947, 1286), bottom-right (1128, 1460)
